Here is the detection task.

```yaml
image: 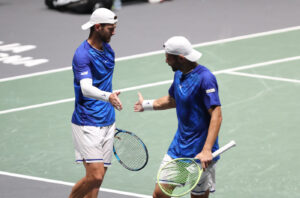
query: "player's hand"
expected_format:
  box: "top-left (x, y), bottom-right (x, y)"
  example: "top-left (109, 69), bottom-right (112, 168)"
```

top-left (134, 92), bottom-right (144, 112)
top-left (109, 91), bottom-right (123, 111)
top-left (194, 149), bottom-right (213, 170)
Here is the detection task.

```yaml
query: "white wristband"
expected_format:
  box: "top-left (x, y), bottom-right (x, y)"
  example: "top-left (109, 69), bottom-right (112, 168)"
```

top-left (142, 100), bottom-right (154, 111)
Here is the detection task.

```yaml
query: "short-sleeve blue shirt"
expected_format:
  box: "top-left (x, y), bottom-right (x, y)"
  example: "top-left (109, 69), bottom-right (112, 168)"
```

top-left (71, 40), bottom-right (115, 127)
top-left (168, 65), bottom-right (221, 160)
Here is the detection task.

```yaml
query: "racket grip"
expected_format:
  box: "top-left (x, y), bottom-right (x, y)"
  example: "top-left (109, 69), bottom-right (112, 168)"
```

top-left (212, 140), bottom-right (236, 158)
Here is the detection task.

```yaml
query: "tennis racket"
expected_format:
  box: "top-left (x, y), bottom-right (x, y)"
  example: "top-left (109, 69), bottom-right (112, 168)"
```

top-left (157, 140), bottom-right (236, 197)
top-left (113, 128), bottom-right (149, 171)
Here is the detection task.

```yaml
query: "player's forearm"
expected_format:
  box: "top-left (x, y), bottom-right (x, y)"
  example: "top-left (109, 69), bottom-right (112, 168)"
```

top-left (153, 95), bottom-right (176, 110)
top-left (80, 78), bottom-right (111, 101)
top-left (203, 106), bottom-right (222, 151)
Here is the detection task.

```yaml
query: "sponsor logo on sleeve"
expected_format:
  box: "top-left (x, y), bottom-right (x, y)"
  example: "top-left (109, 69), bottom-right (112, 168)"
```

top-left (81, 71), bottom-right (88, 75)
top-left (206, 88), bottom-right (216, 94)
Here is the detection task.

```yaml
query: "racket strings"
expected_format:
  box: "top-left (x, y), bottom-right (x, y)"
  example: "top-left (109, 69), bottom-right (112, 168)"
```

top-left (114, 132), bottom-right (147, 170)
top-left (158, 159), bottom-right (201, 196)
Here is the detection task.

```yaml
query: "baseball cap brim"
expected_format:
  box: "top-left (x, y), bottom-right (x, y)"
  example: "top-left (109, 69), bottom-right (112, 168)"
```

top-left (185, 49), bottom-right (202, 62)
top-left (81, 21), bottom-right (95, 30)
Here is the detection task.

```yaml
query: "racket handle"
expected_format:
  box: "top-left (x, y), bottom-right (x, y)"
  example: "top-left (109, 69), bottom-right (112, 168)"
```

top-left (212, 140), bottom-right (236, 158)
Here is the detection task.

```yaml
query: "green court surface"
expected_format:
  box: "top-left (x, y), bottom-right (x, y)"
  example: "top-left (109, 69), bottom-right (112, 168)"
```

top-left (1, 29), bottom-right (300, 198)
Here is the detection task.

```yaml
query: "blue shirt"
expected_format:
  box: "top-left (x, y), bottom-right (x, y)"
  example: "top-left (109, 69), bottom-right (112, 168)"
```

top-left (71, 40), bottom-right (115, 126)
top-left (168, 65), bottom-right (221, 160)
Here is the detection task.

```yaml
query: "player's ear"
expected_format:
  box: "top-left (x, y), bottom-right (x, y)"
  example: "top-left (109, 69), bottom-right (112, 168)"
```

top-left (178, 55), bottom-right (186, 62)
top-left (94, 24), bottom-right (101, 31)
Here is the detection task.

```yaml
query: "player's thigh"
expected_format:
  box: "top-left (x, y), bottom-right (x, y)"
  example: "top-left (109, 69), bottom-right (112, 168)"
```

top-left (84, 161), bottom-right (106, 179)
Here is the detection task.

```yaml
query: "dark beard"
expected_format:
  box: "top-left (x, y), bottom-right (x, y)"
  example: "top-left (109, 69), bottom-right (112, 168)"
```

top-left (101, 37), bottom-right (110, 43)
top-left (98, 32), bottom-right (111, 43)
top-left (171, 67), bottom-right (178, 72)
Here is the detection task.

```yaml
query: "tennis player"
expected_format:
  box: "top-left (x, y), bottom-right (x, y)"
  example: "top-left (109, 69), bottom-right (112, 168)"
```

top-left (69, 8), bottom-right (122, 198)
top-left (134, 36), bottom-right (223, 198)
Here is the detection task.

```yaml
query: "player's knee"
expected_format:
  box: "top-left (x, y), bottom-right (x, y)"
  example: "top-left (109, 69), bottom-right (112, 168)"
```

top-left (153, 189), bottom-right (166, 198)
top-left (87, 174), bottom-right (103, 187)
top-left (153, 191), bottom-right (158, 198)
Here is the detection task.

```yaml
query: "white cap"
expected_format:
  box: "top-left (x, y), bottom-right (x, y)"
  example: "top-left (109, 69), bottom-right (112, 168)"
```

top-left (163, 36), bottom-right (202, 62)
top-left (81, 8), bottom-right (118, 30)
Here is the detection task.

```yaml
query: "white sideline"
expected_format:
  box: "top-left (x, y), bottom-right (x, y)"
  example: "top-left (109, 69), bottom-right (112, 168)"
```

top-left (1, 55), bottom-right (299, 115)
top-left (224, 71), bottom-right (300, 83)
top-left (0, 171), bottom-right (152, 198)
top-left (0, 26), bottom-right (299, 83)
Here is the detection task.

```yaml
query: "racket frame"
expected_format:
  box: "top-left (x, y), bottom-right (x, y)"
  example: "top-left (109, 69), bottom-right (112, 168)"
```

top-left (157, 158), bottom-right (202, 197)
top-left (113, 128), bottom-right (149, 171)
top-left (157, 140), bottom-right (236, 197)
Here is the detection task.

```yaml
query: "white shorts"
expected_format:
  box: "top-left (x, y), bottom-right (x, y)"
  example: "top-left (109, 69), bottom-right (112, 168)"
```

top-left (71, 123), bottom-right (115, 167)
top-left (158, 154), bottom-right (216, 195)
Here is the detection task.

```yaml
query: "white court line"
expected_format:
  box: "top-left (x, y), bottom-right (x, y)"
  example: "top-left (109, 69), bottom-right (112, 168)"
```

top-left (0, 171), bottom-right (151, 198)
top-left (117, 79), bottom-right (173, 92)
top-left (0, 98), bottom-right (75, 115)
top-left (0, 26), bottom-right (300, 83)
top-left (224, 71), bottom-right (300, 83)
top-left (192, 25), bottom-right (300, 48)
top-left (0, 66), bottom-right (72, 83)
top-left (214, 56), bottom-right (300, 74)
top-left (1, 55), bottom-right (300, 115)
top-left (0, 80), bottom-right (172, 115)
